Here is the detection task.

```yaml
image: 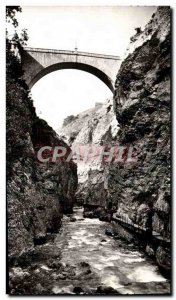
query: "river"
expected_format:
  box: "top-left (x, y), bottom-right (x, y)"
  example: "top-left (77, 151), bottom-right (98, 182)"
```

top-left (9, 208), bottom-right (170, 295)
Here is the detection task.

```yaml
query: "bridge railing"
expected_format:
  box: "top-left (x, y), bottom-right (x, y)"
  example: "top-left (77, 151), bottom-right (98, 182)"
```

top-left (23, 46), bottom-right (121, 60)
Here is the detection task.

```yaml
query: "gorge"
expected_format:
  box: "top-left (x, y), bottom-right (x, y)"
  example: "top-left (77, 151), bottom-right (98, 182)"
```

top-left (7, 6), bottom-right (171, 295)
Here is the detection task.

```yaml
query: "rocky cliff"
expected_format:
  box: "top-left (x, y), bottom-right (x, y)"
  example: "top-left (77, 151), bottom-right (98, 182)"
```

top-left (111, 6), bottom-right (171, 272)
top-left (58, 99), bottom-right (119, 212)
top-left (7, 44), bottom-right (77, 263)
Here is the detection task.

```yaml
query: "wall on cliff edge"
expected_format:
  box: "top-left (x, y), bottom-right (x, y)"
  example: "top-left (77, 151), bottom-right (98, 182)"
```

top-left (7, 44), bottom-right (77, 262)
top-left (111, 7), bottom-right (171, 271)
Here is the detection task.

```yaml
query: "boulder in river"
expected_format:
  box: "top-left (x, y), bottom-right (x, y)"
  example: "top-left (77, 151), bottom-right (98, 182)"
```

top-left (73, 286), bottom-right (84, 294)
top-left (96, 285), bottom-right (121, 295)
top-left (70, 217), bottom-right (77, 222)
top-left (105, 228), bottom-right (114, 236)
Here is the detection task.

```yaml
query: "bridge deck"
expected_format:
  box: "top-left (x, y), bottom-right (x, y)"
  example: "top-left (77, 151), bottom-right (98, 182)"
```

top-left (23, 46), bottom-right (121, 61)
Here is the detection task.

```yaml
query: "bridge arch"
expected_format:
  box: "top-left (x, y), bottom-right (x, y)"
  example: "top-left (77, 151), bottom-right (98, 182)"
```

top-left (28, 62), bottom-right (114, 92)
top-left (20, 47), bottom-right (121, 93)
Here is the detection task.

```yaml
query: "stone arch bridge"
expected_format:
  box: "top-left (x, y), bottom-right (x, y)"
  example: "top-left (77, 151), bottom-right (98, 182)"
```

top-left (20, 47), bottom-right (121, 92)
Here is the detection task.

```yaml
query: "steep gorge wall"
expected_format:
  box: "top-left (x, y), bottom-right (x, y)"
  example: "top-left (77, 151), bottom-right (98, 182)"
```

top-left (7, 49), bottom-right (77, 262)
top-left (58, 99), bottom-right (119, 213)
top-left (110, 7), bottom-right (171, 271)
top-left (112, 6), bottom-right (170, 239)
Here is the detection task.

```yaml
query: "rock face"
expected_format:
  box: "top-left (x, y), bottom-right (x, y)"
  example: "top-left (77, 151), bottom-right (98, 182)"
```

top-left (113, 6), bottom-right (170, 239)
top-left (58, 99), bottom-right (119, 214)
top-left (7, 47), bottom-right (77, 262)
top-left (111, 7), bottom-right (171, 270)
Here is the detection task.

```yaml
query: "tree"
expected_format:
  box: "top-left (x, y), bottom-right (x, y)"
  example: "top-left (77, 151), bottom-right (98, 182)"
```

top-left (6, 6), bottom-right (28, 48)
top-left (6, 6), bottom-right (22, 27)
top-left (6, 6), bottom-right (28, 80)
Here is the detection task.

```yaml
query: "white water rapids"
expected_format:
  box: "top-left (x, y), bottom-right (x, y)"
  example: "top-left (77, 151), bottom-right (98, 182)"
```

top-left (10, 207), bottom-right (170, 295)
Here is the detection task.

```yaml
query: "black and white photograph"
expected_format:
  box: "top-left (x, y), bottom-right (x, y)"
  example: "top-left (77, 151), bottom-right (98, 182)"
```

top-left (6, 4), bottom-right (171, 296)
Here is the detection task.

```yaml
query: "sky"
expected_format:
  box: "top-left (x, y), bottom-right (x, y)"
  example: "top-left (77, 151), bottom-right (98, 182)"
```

top-left (15, 6), bottom-right (156, 129)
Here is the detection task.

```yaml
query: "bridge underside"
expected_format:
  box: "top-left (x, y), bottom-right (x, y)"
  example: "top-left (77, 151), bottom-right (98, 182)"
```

top-left (20, 47), bottom-right (121, 92)
top-left (28, 62), bottom-right (115, 92)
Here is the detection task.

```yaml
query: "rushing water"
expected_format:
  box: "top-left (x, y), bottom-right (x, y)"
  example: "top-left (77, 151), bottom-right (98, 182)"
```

top-left (9, 208), bottom-right (170, 295)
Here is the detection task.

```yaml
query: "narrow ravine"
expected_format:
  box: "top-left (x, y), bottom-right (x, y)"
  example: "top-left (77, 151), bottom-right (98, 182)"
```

top-left (7, 6), bottom-right (171, 296)
top-left (9, 208), bottom-right (170, 295)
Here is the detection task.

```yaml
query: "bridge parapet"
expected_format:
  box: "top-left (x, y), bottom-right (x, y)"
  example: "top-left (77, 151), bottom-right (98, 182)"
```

top-left (21, 46), bottom-right (121, 91)
top-left (23, 47), bottom-right (121, 61)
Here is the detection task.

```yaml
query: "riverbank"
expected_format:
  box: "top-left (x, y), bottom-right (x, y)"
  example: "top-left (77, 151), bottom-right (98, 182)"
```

top-left (8, 208), bottom-right (170, 295)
